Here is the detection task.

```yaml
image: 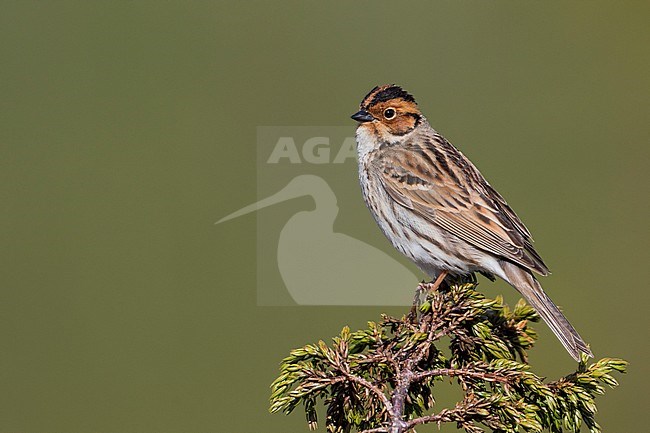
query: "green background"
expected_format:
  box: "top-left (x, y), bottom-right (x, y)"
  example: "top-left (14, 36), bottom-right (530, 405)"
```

top-left (1, 1), bottom-right (648, 432)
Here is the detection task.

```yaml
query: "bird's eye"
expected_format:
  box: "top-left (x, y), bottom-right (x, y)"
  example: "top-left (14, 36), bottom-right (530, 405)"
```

top-left (383, 108), bottom-right (396, 120)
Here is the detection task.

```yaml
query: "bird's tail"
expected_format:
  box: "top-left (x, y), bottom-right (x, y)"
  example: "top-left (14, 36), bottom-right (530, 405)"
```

top-left (500, 260), bottom-right (593, 362)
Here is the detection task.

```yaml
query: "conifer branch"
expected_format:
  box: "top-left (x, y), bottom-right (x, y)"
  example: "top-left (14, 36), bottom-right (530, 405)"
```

top-left (270, 280), bottom-right (627, 433)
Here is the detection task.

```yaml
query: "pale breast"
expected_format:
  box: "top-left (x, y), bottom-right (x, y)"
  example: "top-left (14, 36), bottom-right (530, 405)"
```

top-left (356, 133), bottom-right (482, 277)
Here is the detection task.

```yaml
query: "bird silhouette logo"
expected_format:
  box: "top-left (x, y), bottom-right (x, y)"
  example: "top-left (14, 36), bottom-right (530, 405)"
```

top-left (217, 174), bottom-right (418, 305)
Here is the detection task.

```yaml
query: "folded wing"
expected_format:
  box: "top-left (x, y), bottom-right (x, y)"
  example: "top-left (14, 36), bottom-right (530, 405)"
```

top-left (375, 138), bottom-right (549, 276)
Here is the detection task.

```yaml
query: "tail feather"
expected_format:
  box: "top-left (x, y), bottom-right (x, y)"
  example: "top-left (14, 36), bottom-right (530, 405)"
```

top-left (500, 261), bottom-right (592, 361)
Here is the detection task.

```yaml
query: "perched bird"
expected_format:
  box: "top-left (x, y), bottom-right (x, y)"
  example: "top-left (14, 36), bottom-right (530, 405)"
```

top-left (351, 84), bottom-right (592, 361)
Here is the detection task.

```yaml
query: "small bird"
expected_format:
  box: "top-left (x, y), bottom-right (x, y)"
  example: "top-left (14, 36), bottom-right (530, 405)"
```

top-left (351, 84), bottom-right (592, 361)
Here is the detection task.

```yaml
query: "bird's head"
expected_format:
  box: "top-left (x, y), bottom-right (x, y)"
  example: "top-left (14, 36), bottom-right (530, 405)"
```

top-left (351, 84), bottom-right (423, 140)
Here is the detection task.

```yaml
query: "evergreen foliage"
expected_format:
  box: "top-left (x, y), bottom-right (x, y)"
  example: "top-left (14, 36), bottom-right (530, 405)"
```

top-left (270, 280), bottom-right (626, 433)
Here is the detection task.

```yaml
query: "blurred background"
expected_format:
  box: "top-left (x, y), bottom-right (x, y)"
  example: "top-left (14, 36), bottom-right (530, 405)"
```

top-left (1, 1), bottom-right (648, 432)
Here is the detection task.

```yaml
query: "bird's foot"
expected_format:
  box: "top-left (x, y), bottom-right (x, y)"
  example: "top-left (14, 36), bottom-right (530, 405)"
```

top-left (408, 282), bottom-right (427, 323)
top-left (409, 272), bottom-right (448, 323)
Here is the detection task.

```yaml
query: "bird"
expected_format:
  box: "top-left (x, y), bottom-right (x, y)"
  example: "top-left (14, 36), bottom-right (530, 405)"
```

top-left (351, 84), bottom-right (592, 361)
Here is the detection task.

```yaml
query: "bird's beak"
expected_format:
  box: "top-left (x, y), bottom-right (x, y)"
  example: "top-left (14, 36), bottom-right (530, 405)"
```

top-left (216, 188), bottom-right (294, 224)
top-left (216, 177), bottom-right (310, 225)
top-left (351, 110), bottom-right (374, 123)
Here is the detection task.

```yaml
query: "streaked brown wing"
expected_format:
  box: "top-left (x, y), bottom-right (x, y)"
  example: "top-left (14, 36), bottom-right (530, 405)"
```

top-left (375, 142), bottom-right (549, 275)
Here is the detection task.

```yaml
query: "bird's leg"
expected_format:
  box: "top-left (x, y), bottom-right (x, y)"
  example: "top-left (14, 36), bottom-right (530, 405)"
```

top-left (428, 271), bottom-right (449, 293)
